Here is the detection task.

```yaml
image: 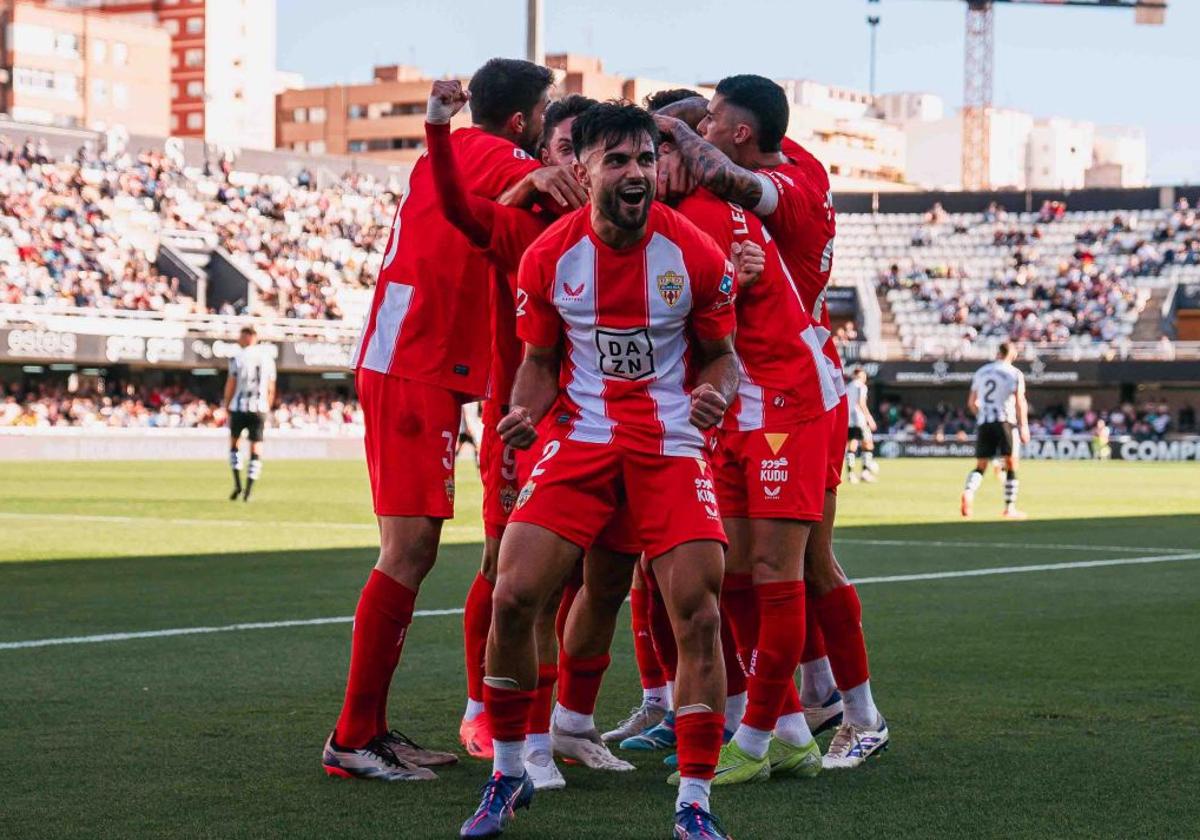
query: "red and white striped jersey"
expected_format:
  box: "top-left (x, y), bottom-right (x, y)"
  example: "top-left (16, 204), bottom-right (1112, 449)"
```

top-left (675, 189), bottom-right (842, 431)
top-left (351, 127), bottom-right (541, 399)
top-left (761, 138), bottom-right (847, 397)
top-left (517, 202), bottom-right (736, 457)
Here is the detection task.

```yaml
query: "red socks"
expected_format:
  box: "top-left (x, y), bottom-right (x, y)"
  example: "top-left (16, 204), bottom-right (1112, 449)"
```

top-left (645, 574), bottom-right (678, 681)
top-left (527, 663), bottom-right (558, 734)
top-left (720, 572), bottom-right (758, 662)
top-left (630, 585), bottom-right (667, 689)
top-left (802, 590), bottom-right (827, 664)
top-left (335, 570), bottom-right (417, 747)
top-left (742, 581), bottom-right (806, 732)
top-left (720, 606), bottom-right (747, 696)
top-left (463, 573), bottom-right (494, 704)
top-left (675, 711), bottom-right (725, 779)
top-left (813, 584), bottom-right (871, 690)
top-left (557, 651), bottom-right (611, 715)
top-left (485, 683), bottom-right (536, 742)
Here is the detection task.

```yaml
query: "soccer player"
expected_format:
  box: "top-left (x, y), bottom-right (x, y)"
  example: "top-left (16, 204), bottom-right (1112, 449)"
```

top-left (425, 81), bottom-right (598, 789)
top-left (845, 366), bottom-right (879, 484)
top-left (656, 75), bottom-right (890, 769)
top-left (323, 57), bottom-right (570, 783)
top-left (222, 325), bottom-right (275, 502)
top-left (458, 91), bottom-right (595, 769)
top-left (962, 342), bottom-right (1030, 519)
top-left (460, 102), bottom-right (738, 840)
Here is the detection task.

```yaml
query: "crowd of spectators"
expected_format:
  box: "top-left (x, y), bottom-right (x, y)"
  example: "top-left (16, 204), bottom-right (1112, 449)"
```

top-left (1, 137), bottom-right (199, 312)
top-left (0, 380), bottom-right (362, 431)
top-left (879, 200), bottom-right (1194, 349)
top-left (0, 134), bottom-right (399, 319)
top-left (874, 396), bottom-right (1194, 442)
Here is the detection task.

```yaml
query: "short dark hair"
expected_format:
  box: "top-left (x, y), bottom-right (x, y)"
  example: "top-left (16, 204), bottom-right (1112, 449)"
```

top-left (715, 74), bottom-right (788, 153)
top-left (240, 325), bottom-right (256, 337)
top-left (643, 88), bottom-right (702, 112)
top-left (467, 58), bottom-right (554, 130)
top-left (998, 341), bottom-right (1014, 358)
top-left (542, 94), bottom-right (598, 146)
top-left (571, 100), bottom-right (659, 160)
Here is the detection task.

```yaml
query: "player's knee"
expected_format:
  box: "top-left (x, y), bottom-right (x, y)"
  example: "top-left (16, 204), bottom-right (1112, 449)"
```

top-left (377, 523), bottom-right (439, 582)
top-left (674, 599), bottom-right (721, 658)
top-left (804, 555), bottom-right (846, 597)
top-left (491, 579), bottom-right (540, 629)
top-left (748, 546), bottom-right (795, 581)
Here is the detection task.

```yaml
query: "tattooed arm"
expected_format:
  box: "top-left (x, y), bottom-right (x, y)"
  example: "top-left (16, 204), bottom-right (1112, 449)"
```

top-left (653, 114), bottom-right (778, 214)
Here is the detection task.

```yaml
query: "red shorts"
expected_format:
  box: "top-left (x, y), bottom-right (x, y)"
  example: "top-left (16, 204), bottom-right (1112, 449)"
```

top-left (508, 436), bottom-right (726, 560)
top-left (714, 413), bottom-right (830, 522)
top-left (828, 396), bottom-right (849, 493)
top-left (357, 368), bottom-right (462, 518)
top-left (480, 400), bottom-right (520, 540)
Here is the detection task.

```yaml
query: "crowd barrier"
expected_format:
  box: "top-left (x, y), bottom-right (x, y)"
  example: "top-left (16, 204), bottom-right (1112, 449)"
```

top-left (0, 427), bottom-right (364, 461)
top-left (874, 434), bottom-right (1200, 461)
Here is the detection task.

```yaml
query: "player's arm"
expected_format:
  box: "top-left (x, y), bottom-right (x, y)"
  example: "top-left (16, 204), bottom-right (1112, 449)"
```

top-left (498, 343), bottom-right (559, 449)
top-left (426, 81), bottom-right (493, 249)
top-left (860, 391), bottom-right (877, 431)
top-left (653, 115), bottom-right (777, 214)
top-left (265, 360), bottom-right (277, 410)
top-left (223, 362), bottom-right (236, 409)
top-left (1015, 375), bottom-right (1031, 444)
top-left (967, 375), bottom-right (980, 416)
top-left (690, 335), bottom-right (738, 430)
top-left (497, 165), bottom-right (587, 213)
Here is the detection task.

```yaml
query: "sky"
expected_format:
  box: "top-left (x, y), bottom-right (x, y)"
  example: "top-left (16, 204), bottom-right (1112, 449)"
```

top-left (277, 0), bottom-right (1200, 184)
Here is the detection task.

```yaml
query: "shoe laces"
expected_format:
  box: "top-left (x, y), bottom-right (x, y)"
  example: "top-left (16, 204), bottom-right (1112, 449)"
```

top-left (827, 723), bottom-right (861, 756)
top-left (616, 704), bottom-right (648, 729)
top-left (476, 772), bottom-right (517, 818)
top-left (681, 803), bottom-right (726, 839)
top-left (384, 728), bottom-right (423, 749)
top-left (361, 736), bottom-right (406, 768)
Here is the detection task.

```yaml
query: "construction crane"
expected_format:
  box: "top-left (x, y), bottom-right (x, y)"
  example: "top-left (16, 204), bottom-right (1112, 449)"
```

top-left (947, 0), bottom-right (1167, 190)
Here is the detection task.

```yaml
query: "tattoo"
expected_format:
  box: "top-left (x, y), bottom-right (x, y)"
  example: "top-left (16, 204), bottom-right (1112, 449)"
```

top-left (670, 123), bottom-right (763, 208)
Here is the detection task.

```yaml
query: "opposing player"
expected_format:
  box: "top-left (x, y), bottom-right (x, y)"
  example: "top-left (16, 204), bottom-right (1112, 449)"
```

top-left (656, 75), bottom-right (890, 769)
top-left (460, 103), bottom-right (739, 840)
top-left (458, 91), bottom-right (594, 768)
top-left (322, 58), bottom-right (566, 783)
top-left (845, 366), bottom-right (879, 484)
top-left (961, 342), bottom-right (1030, 519)
top-left (222, 325), bottom-right (275, 502)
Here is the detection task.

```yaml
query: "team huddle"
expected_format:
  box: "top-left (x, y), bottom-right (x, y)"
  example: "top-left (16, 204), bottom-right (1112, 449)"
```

top-left (320, 57), bottom-right (889, 840)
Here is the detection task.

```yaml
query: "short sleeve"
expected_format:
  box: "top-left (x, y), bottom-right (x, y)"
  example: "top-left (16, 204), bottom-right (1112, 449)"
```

top-left (757, 166), bottom-right (811, 233)
top-left (971, 369), bottom-right (984, 392)
top-left (263, 354), bottom-right (277, 382)
top-left (515, 248), bottom-right (560, 348)
top-left (688, 238), bottom-right (737, 342)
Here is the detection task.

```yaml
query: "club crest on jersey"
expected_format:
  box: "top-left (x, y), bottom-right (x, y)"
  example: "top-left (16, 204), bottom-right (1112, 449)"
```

top-left (516, 482), bottom-right (536, 510)
top-left (657, 270), bottom-right (685, 307)
top-left (500, 486), bottom-right (518, 514)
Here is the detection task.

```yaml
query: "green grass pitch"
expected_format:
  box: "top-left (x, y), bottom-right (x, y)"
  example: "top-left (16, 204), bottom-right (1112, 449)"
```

top-left (1, 457), bottom-right (1198, 839)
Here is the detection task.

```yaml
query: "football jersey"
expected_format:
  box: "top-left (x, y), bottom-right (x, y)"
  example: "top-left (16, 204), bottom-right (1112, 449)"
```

top-left (228, 344), bottom-right (276, 414)
top-left (846, 378), bottom-right (868, 427)
top-left (972, 361), bottom-right (1025, 425)
top-left (517, 202), bottom-right (736, 457)
top-left (760, 137), bottom-right (846, 397)
top-left (675, 188), bottom-right (840, 431)
top-left (352, 126), bottom-right (541, 399)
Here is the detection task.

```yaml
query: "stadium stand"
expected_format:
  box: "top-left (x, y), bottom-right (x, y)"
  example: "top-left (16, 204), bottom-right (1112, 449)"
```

top-left (834, 200), bottom-right (1200, 360)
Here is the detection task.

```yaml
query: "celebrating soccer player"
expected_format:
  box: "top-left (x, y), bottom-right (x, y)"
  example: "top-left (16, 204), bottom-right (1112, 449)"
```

top-left (322, 57), bottom-right (568, 783)
top-left (460, 102), bottom-right (739, 840)
top-left (656, 75), bottom-right (890, 768)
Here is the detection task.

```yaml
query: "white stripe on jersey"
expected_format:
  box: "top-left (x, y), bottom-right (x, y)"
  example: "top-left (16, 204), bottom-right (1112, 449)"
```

top-left (361, 282), bottom-right (415, 374)
top-left (554, 237), bottom-right (615, 445)
top-left (229, 346), bottom-right (276, 414)
top-left (775, 253), bottom-right (843, 409)
top-left (973, 361), bottom-right (1024, 425)
top-left (642, 233), bottom-right (703, 457)
top-left (734, 356), bottom-right (765, 430)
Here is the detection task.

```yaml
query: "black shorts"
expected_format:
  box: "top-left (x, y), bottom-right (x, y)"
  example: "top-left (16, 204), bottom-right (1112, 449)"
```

top-left (230, 411), bottom-right (266, 443)
top-left (975, 421), bottom-right (1013, 459)
top-left (847, 425), bottom-right (865, 442)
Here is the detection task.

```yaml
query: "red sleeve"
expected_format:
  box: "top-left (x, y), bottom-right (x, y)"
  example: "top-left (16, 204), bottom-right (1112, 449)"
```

top-left (427, 121), bottom-right (494, 248)
top-left (464, 135), bottom-right (543, 199)
top-left (757, 165), bottom-right (813, 239)
top-left (687, 234), bottom-right (737, 342)
top-left (516, 246), bottom-right (560, 347)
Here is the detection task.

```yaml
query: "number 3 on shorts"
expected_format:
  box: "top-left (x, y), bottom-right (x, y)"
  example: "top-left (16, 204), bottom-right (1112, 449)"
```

top-left (530, 439), bottom-right (560, 478)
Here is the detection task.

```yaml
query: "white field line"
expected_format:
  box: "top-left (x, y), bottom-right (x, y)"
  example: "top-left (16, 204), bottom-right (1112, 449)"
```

top-left (0, 511), bottom-right (1191, 556)
top-left (3, 551), bottom-right (1197, 652)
